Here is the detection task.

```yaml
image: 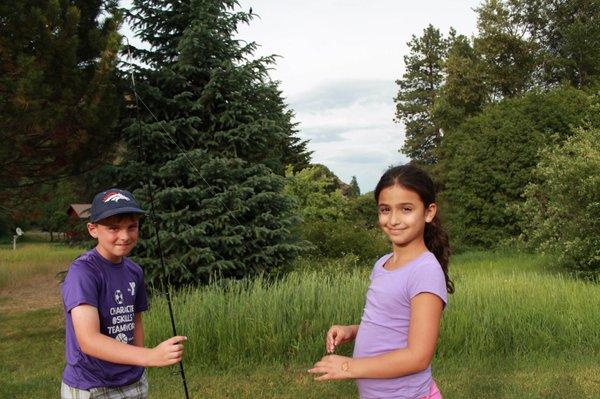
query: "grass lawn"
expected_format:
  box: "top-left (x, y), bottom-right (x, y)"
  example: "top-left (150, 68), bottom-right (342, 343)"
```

top-left (1, 244), bottom-right (600, 398)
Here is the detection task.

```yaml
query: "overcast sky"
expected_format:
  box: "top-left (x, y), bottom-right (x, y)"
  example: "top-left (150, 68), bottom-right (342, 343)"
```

top-left (233, 0), bottom-right (481, 192)
top-left (122, 0), bottom-right (482, 192)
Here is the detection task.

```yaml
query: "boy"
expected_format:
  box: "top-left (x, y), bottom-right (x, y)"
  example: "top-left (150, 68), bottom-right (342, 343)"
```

top-left (61, 188), bottom-right (186, 399)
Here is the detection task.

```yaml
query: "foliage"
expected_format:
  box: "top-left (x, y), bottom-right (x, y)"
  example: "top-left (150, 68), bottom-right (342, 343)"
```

top-left (434, 34), bottom-right (488, 134)
top-left (346, 176), bottom-right (360, 198)
top-left (283, 165), bottom-right (348, 221)
top-left (439, 86), bottom-right (593, 249)
top-left (346, 192), bottom-right (378, 229)
top-left (133, 154), bottom-right (300, 285)
top-left (519, 127), bottom-right (600, 276)
top-left (394, 24), bottom-right (451, 165)
top-left (298, 220), bottom-right (389, 264)
top-left (284, 168), bottom-right (383, 261)
top-left (125, 0), bottom-right (307, 286)
top-left (33, 181), bottom-right (77, 239)
top-left (0, 211), bottom-right (11, 238)
top-left (473, 0), bottom-right (539, 98)
top-left (415, 0), bottom-right (600, 177)
top-left (535, 0), bottom-right (600, 87)
top-left (0, 0), bottom-right (123, 194)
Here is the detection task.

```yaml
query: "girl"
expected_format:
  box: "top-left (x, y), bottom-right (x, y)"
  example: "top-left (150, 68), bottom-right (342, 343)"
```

top-left (308, 164), bottom-right (453, 399)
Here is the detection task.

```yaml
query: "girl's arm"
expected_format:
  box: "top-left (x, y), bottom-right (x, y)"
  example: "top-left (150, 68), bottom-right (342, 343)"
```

top-left (71, 304), bottom-right (185, 367)
top-left (310, 293), bottom-right (443, 380)
top-left (133, 312), bottom-right (144, 347)
top-left (326, 324), bottom-right (359, 353)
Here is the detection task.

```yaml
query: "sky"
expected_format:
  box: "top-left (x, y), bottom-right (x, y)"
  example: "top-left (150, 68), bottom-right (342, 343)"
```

top-left (122, 0), bottom-right (482, 193)
top-left (234, 0), bottom-right (481, 192)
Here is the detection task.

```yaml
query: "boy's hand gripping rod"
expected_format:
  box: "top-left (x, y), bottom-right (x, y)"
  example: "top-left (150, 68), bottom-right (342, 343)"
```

top-left (125, 39), bottom-right (191, 399)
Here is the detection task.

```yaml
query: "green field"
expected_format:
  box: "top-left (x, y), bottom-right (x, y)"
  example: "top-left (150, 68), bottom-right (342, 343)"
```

top-left (1, 244), bottom-right (600, 398)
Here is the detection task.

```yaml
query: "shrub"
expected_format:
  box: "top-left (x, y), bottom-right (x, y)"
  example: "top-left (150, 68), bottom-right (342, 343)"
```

top-left (346, 192), bottom-right (378, 229)
top-left (440, 86), bottom-right (593, 249)
top-left (519, 127), bottom-right (600, 276)
top-left (299, 220), bottom-right (390, 265)
top-left (283, 165), bottom-right (348, 221)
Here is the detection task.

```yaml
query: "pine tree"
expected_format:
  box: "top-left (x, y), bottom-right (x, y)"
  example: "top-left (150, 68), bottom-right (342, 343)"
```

top-left (474, 0), bottom-right (539, 98)
top-left (536, 0), bottom-right (600, 88)
top-left (394, 25), bottom-right (450, 165)
top-left (347, 176), bottom-right (360, 198)
top-left (434, 34), bottom-right (488, 133)
top-left (125, 0), bottom-right (307, 286)
top-left (0, 0), bottom-right (122, 192)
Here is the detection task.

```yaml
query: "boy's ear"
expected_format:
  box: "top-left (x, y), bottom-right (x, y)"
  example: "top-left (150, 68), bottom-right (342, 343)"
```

top-left (87, 223), bottom-right (99, 239)
top-left (425, 203), bottom-right (437, 223)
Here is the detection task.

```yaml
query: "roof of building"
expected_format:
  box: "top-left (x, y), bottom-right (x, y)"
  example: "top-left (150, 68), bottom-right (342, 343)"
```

top-left (67, 204), bottom-right (91, 218)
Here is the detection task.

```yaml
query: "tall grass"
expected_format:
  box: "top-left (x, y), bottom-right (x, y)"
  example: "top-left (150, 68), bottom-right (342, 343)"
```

top-left (144, 251), bottom-right (600, 368)
top-left (144, 268), bottom-right (369, 365)
top-left (441, 271), bottom-right (600, 357)
top-left (0, 243), bottom-right (82, 288)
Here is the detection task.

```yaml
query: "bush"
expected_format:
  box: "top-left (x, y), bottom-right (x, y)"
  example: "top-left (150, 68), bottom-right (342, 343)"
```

top-left (440, 86), bottom-right (593, 249)
top-left (346, 192), bottom-right (378, 229)
top-left (519, 127), bottom-right (600, 276)
top-left (283, 165), bottom-right (348, 221)
top-left (299, 220), bottom-right (390, 265)
top-left (0, 213), bottom-right (10, 240)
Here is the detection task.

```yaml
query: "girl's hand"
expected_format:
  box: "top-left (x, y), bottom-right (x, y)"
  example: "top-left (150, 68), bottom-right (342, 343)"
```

top-left (308, 354), bottom-right (353, 381)
top-left (326, 325), bottom-right (355, 353)
top-left (147, 336), bottom-right (187, 367)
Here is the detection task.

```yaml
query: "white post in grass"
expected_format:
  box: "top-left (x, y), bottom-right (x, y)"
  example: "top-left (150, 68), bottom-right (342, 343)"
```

top-left (13, 227), bottom-right (23, 250)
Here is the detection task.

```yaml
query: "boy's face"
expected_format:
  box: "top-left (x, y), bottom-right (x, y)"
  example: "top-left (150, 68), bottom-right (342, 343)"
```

top-left (87, 215), bottom-right (140, 263)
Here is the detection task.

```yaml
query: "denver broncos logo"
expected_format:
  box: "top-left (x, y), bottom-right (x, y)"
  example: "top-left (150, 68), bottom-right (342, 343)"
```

top-left (102, 192), bottom-right (130, 203)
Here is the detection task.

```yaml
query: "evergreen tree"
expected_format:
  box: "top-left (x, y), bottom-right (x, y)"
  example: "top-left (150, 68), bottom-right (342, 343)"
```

top-left (434, 34), bottom-right (488, 133)
top-left (125, 0), bottom-right (307, 286)
top-left (0, 0), bottom-right (122, 192)
top-left (347, 176), bottom-right (360, 198)
top-left (394, 24), bottom-right (450, 165)
top-left (474, 0), bottom-right (539, 98)
top-left (536, 0), bottom-right (600, 87)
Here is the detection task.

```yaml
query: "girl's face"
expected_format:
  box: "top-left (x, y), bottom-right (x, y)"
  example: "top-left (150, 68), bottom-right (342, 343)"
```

top-left (377, 184), bottom-right (436, 248)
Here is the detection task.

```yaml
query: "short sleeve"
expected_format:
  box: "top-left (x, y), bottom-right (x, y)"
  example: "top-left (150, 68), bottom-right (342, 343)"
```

top-left (134, 269), bottom-right (148, 312)
top-left (407, 260), bottom-right (448, 307)
top-left (61, 260), bottom-right (99, 312)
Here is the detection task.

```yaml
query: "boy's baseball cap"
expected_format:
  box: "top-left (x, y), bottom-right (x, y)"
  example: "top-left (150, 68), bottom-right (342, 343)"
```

top-left (90, 188), bottom-right (146, 223)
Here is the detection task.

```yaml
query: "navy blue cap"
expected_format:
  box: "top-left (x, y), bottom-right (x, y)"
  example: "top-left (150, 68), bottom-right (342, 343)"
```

top-left (90, 188), bottom-right (146, 223)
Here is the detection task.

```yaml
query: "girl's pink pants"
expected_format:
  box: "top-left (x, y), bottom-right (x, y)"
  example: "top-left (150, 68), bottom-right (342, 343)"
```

top-left (420, 381), bottom-right (442, 399)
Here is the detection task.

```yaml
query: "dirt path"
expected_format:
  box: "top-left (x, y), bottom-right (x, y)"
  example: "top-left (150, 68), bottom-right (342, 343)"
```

top-left (0, 272), bottom-right (63, 313)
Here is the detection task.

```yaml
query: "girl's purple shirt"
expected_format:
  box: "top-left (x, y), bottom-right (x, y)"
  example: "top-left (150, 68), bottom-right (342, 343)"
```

top-left (353, 251), bottom-right (448, 399)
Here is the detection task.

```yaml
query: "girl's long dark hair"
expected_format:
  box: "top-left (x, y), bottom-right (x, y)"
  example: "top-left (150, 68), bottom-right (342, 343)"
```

top-left (374, 164), bottom-right (454, 294)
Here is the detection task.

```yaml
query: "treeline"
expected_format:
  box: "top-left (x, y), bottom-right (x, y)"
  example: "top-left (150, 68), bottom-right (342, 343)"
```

top-left (0, 0), bottom-right (312, 286)
top-left (1, 0), bottom-right (598, 283)
top-left (394, 0), bottom-right (600, 275)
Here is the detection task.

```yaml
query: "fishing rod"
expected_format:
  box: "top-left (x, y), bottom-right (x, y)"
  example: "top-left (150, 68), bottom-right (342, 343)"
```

top-left (125, 38), bottom-right (191, 399)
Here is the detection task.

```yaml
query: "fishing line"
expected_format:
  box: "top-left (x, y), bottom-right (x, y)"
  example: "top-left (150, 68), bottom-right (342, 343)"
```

top-left (125, 39), bottom-right (191, 399)
top-left (130, 78), bottom-right (246, 228)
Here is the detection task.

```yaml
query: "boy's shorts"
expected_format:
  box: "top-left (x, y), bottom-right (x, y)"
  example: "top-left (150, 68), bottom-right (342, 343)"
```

top-left (60, 370), bottom-right (148, 399)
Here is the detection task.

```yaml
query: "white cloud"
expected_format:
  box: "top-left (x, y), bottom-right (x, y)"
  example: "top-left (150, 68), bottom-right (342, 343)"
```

top-left (235, 0), bottom-right (480, 192)
top-left (121, 0), bottom-right (481, 192)
top-left (288, 79), bottom-right (408, 192)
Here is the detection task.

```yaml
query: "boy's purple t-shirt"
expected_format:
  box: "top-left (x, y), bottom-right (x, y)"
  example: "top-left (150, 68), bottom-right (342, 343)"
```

top-left (61, 248), bottom-right (148, 389)
top-left (353, 251), bottom-right (448, 399)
